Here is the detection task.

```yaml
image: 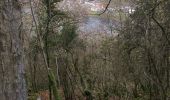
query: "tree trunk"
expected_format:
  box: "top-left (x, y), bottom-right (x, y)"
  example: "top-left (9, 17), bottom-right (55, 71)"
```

top-left (0, 0), bottom-right (27, 100)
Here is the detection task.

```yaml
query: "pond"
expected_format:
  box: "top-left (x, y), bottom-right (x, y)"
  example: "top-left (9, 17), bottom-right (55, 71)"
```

top-left (79, 15), bottom-right (119, 36)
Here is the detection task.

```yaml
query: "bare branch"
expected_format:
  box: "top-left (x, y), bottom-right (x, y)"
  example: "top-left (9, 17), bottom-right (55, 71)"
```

top-left (98, 0), bottom-right (112, 15)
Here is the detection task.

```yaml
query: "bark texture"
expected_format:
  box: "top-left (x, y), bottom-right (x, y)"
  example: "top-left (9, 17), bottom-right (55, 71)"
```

top-left (0, 0), bottom-right (27, 100)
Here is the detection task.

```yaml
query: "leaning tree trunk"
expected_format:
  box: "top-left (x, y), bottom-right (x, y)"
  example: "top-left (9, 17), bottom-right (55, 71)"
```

top-left (0, 0), bottom-right (27, 100)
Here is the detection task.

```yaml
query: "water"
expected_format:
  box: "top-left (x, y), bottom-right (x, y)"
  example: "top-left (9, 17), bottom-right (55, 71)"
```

top-left (79, 16), bottom-right (118, 36)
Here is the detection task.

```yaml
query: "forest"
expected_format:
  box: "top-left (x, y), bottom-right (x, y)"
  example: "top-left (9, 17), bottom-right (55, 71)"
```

top-left (0, 0), bottom-right (170, 100)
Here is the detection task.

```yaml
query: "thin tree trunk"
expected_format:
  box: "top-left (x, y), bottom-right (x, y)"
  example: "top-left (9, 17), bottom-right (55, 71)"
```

top-left (55, 56), bottom-right (61, 86)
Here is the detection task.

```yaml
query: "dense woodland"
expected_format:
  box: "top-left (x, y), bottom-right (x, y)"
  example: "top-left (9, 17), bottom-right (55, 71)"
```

top-left (0, 0), bottom-right (170, 100)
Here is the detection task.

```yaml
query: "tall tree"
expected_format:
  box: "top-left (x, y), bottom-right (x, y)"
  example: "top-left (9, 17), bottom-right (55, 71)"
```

top-left (0, 0), bottom-right (27, 100)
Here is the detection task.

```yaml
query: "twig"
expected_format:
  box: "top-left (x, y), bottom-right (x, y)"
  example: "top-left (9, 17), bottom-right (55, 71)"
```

top-left (98, 0), bottom-right (112, 15)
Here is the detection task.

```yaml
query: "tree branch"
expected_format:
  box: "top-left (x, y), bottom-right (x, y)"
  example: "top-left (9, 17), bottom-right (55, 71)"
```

top-left (98, 0), bottom-right (112, 15)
